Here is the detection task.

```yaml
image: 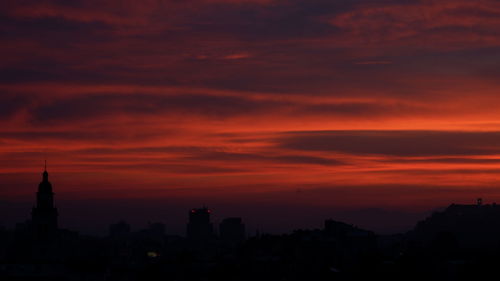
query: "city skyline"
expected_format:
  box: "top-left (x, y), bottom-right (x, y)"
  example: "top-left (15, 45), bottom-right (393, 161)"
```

top-left (1, 166), bottom-right (490, 236)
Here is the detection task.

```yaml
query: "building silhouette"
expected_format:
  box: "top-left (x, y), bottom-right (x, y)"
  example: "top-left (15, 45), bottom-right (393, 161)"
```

top-left (109, 221), bottom-right (131, 239)
top-left (5, 171), bottom-right (500, 281)
top-left (186, 207), bottom-right (213, 241)
top-left (412, 198), bottom-right (500, 249)
top-left (31, 164), bottom-right (58, 239)
top-left (219, 217), bottom-right (245, 243)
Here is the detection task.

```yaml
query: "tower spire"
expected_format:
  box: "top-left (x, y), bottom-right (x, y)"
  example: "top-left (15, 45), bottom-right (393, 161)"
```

top-left (43, 159), bottom-right (48, 182)
top-left (33, 160), bottom-right (58, 238)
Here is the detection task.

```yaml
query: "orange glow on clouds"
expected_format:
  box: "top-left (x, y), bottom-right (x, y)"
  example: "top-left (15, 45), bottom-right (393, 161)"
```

top-left (2, 0), bottom-right (500, 214)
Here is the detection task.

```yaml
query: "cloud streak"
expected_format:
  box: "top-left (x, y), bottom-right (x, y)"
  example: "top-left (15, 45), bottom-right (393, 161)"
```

top-left (277, 130), bottom-right (500, 156)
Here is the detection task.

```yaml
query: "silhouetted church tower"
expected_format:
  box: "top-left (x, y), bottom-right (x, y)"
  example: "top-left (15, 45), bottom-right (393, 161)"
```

top-left (31, 162), bottom-right (58, 238)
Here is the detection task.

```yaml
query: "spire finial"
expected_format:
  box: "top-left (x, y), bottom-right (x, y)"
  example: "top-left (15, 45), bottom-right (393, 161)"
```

top-left (42, 159), bottom-right (48, 182)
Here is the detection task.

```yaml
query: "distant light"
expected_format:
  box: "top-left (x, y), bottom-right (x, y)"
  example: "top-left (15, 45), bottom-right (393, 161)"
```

top-left (147, 251), bottom-right (159, 258)
top-left (208, 209), bottom-right (211, 213)
top-left (329, 267), bottom-right (340, 273)
top-left (191, 209), bottom-right (196, 213)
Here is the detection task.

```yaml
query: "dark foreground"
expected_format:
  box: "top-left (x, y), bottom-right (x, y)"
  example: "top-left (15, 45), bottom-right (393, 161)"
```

top-left (3, 200), bottom-right (500, 281)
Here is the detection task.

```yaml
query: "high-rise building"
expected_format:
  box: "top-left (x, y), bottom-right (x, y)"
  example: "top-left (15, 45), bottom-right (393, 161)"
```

top-left (31, 164), bottom-right (58, 239)
top-left (109, 221), bottom-right (131, 239)
top-left (186, 207), bottom-right (213, 240)
top-left (220, 217), bottom-right (245, 243)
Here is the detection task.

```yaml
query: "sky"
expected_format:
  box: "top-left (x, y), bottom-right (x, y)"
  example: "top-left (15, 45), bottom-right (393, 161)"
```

top-left (1, 0), bottom-right (500, 234)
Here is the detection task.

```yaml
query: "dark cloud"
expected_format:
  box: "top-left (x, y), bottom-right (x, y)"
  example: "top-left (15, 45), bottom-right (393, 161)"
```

top-left (277, 131), bottom-right (500, 156)
top-left (363, 168), bottom-right (500, 177)
top-left (75, 146), bottom-right (215, 155)
top-left (0, 14), bottom-right (110, 41)
top-left (30, 94), bottom-right (290, 122)
top-left (27, 93), bottom-right (432, 124)
top-left (186, 0), bottom-right (420, 42)
top-left (185, 0), bottom-right (348, 41)
top-left (0, 145), bottom-right (343, 167)
top-left (188, 151), bottom-right (343, 166)
top-left (0, 129), bottom-right (172, 143)
top-left (74, 162), bottom-right (247, 174)
top-left (378, 157), bottom-right (500, 165)
top-left (298, 101), bottom-right (429, 117)
top-left (0, 94), bottom-right (28, 119)
top-left (2, 0), bottom-right (498, 96)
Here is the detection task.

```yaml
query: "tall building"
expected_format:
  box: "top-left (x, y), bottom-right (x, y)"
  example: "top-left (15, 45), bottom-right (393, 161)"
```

top-left (186, 207), bottom-right (213, 241)
top-left (31, 165), bottom-right (58, 239)
top-left (220, 217), bottom-right (245, 243)
top-left (109, 221), bottom-right (131, 239)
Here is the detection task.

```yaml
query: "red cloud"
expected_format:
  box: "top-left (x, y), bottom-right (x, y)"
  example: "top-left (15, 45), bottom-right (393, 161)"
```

top-left (328, 0), bottom-right (500, 49)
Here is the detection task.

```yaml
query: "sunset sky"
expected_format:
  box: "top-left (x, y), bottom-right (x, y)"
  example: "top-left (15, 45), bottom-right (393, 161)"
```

top-left (2, 0), bottom-right (500, 234)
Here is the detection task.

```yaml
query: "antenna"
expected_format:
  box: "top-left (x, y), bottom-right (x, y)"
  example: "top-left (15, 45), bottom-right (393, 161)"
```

top-left (42, 148), bottom-right (47, 171)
